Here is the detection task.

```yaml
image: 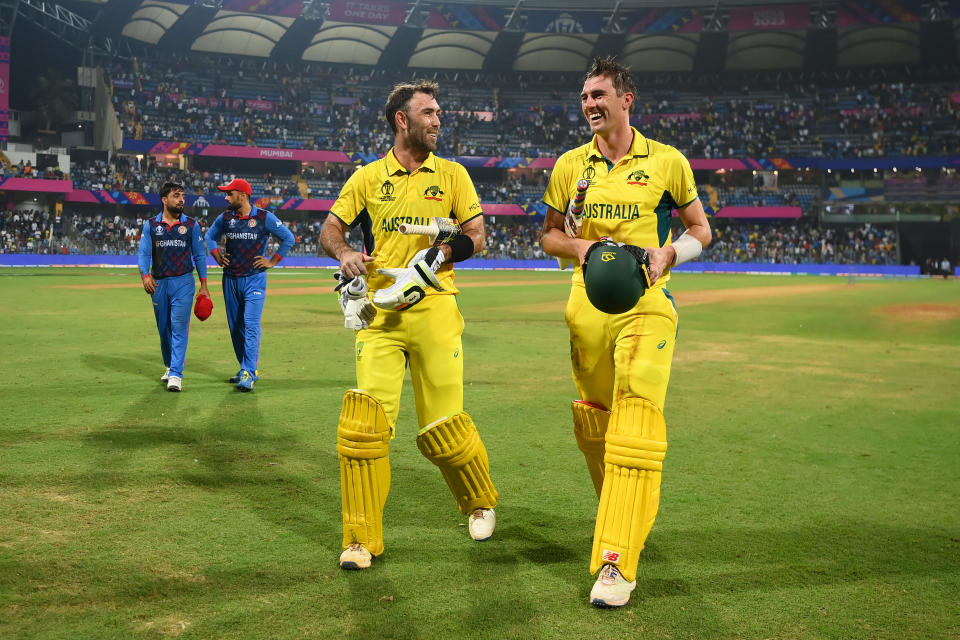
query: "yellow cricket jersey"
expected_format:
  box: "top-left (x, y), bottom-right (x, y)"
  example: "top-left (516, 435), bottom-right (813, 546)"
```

top-left (543, 127), bottom-right (698, 288)
top-left (330, 148), bottom-right (482, 295)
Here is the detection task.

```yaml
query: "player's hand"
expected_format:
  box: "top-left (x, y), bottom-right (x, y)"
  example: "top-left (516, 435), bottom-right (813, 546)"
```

top-left (338, 249), bottom-right (375, 279)
top-left (335, 272), bottom-right (377, 329)
top-left (253, 255), bottom-right (275, 269)
top-left (142, 274), bottom-right (157, 295)
top-left (573, 238), bottom-right (598, 267)
top-left (213, 251), bottom-right (230, 267)
top-left (372, 261), bottom-right (444, 310)
top-left (643, 245), bottom-right (675, 285)
top-left (197, 284), bottom-right (211, 299)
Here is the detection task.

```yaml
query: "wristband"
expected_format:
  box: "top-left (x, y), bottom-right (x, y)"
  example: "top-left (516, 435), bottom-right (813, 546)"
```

top-left (141, 273), bottom-right (151, 280)
top-left (445, 233), bottom-right (475, 263)
top-left (670, 231), bottom-right (703, 266)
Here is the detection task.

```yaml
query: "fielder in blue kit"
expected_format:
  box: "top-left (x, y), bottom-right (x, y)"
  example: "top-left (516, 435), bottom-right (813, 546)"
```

top-left (204, 178), bottom-right (296, 392)
top-left (138, 181), bottom-right (210, 392)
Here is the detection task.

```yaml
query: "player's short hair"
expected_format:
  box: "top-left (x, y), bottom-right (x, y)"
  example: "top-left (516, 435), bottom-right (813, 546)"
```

top-left (585, 56), bottom-right (637, 113)
top-left (160, 182), bottom-right (185, 198)
top-left (384, 80), bottom-right (440, 134)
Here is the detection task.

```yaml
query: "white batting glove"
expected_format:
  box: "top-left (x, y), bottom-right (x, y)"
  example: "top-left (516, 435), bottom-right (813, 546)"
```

top-left (336, 273), bottom-right (377, 329)
top-left (372, 258), bottom-right (445, 311)
top-left (409, 246), bottom-right (446, 272)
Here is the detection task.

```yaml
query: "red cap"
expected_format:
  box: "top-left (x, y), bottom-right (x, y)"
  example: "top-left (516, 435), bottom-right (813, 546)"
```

top-left (194, 293), bottom-right (213, 321)
top-left (217, 178), bottom-right (252, 196)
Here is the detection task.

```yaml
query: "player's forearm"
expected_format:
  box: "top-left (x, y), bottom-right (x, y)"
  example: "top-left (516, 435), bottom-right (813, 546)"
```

top-left (683, 221), bottom-right (712, 249)
top-left (541, 227), bottom-right (592, 263)
top-left (320, 220), bottom-right (353, 261)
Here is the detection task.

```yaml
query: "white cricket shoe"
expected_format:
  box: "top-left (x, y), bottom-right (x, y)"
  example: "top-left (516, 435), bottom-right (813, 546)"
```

top-left (468, 508), bottom-right (496, 541)
top-left (161, 368), bottom-right (170, 382)
top-left (166, 376), bottom-right (182, 392)
top-left (339, 543), bottom-right (372, 570)
top-left (590, 564), bottom-right (636, 608)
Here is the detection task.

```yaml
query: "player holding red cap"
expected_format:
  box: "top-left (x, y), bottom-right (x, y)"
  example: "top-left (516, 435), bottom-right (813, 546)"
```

top-left (205, 178), bottom-right (296, 392)
top-left (138, 181), bottom-right (210, 392)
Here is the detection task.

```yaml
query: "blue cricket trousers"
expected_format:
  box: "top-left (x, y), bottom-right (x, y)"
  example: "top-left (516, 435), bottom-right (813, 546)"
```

top-left (222, 271), bottom-right (267, 374)
top-left (152, 272), bottom-right (195, 378)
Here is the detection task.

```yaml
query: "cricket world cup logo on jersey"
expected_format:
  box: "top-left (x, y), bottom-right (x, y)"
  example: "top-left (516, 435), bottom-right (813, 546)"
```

top-left (423, 185), bottom-right (444, 202)
top-left (155, 226), bottom-right (164, 235)
top-left (627, 169), bottom-right (650, 186)
top-left (581, 166), bottom-right (596, 184)
top-left (380, 180), bottom-right (395, 202)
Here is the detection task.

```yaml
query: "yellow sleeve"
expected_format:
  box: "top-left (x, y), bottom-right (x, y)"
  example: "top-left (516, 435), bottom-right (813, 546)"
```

top-left (451, 163), bottom-right (482, 224)
top-left (543, 153), bottom-right (575, 213)
top-left (666, 148), bottom-right (698, 208)
top-left (330, 166), bottom-right (367, 226)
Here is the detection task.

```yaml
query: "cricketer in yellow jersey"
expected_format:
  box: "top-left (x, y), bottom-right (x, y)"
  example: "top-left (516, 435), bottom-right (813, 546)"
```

top-left (541, 57), bottom-right (712, 609)
top-left (320, 80), bottom-right (498, 571)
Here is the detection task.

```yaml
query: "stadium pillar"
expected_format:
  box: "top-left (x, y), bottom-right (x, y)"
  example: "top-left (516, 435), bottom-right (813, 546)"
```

top-left (591, 33), bottom-right (626, 62)
top-left (379, 24), bottom-right (424, 69)
top-left (804, 28), bottom-right (837, 71)
top-left (157, 5), bottom-right (218, 51)
top-left (88, 0), bottom-right (141, 40)
top-left (919, 19), bottom-right (957, 64)
top-left (271, 17), bottom-right (322, 61)
top-left (693, 31), bottom-right (728, 73)
top-left (482, 30), bottom-right (524, 73)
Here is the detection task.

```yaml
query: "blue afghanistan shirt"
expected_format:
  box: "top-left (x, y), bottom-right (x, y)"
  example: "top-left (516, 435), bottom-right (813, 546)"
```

top-left (138, 213), bottom-right (208, 280)
top-left (204, 207), bottom-right (296, 278)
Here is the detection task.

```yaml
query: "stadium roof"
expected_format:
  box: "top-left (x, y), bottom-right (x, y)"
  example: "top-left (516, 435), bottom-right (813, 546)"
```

top-left (66, 0), bottom-right (958, 71)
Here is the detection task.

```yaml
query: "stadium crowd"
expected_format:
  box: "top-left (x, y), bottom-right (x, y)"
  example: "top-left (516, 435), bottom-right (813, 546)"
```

top-left (108, 55), bottom-right (960, 159)
top-left (0, 208), bottom-right (61, 253)
top-left (1, 204), bottom-right (899, 267)
top-left (702, 219), bottom-right (898, 265)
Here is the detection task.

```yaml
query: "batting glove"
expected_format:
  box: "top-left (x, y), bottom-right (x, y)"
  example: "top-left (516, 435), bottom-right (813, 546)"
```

top-left (372, 256), bottom-right (445, 311)
top-left (335, 272), bottom-right (377, 329)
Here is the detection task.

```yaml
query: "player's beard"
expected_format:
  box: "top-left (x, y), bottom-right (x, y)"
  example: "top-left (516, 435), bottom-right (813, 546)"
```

top-left (408, 122), bottom-right (439, 155)
top-left (165, 203), bottom-right (184, 215)
top-left (226, 200), bottom-right (242, 211)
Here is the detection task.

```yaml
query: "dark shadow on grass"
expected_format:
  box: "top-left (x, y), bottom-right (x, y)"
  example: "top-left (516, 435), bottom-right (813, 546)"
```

top-left (83, 352), bottom-right (225, 382)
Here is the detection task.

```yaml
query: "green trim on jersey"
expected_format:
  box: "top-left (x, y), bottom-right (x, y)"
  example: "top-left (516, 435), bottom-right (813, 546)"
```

top-left (655, 191), bottom-right (677, 247)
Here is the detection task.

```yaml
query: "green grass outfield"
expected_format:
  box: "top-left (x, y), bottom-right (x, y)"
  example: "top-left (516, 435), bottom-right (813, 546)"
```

top-left (1, 267), bottom-right (958, 639)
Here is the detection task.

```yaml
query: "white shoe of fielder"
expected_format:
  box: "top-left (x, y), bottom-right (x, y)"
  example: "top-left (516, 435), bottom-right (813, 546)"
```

top-left (590, 564), bottom-right (636, 608)
top-left (161, 368), bottom-right (170, 382)
top-left (339, 543), bottom-right (372, 570)
top-left (166, 376), bottom-right (182, 392)
top-left (468, 508), bottom-right (496, 541)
